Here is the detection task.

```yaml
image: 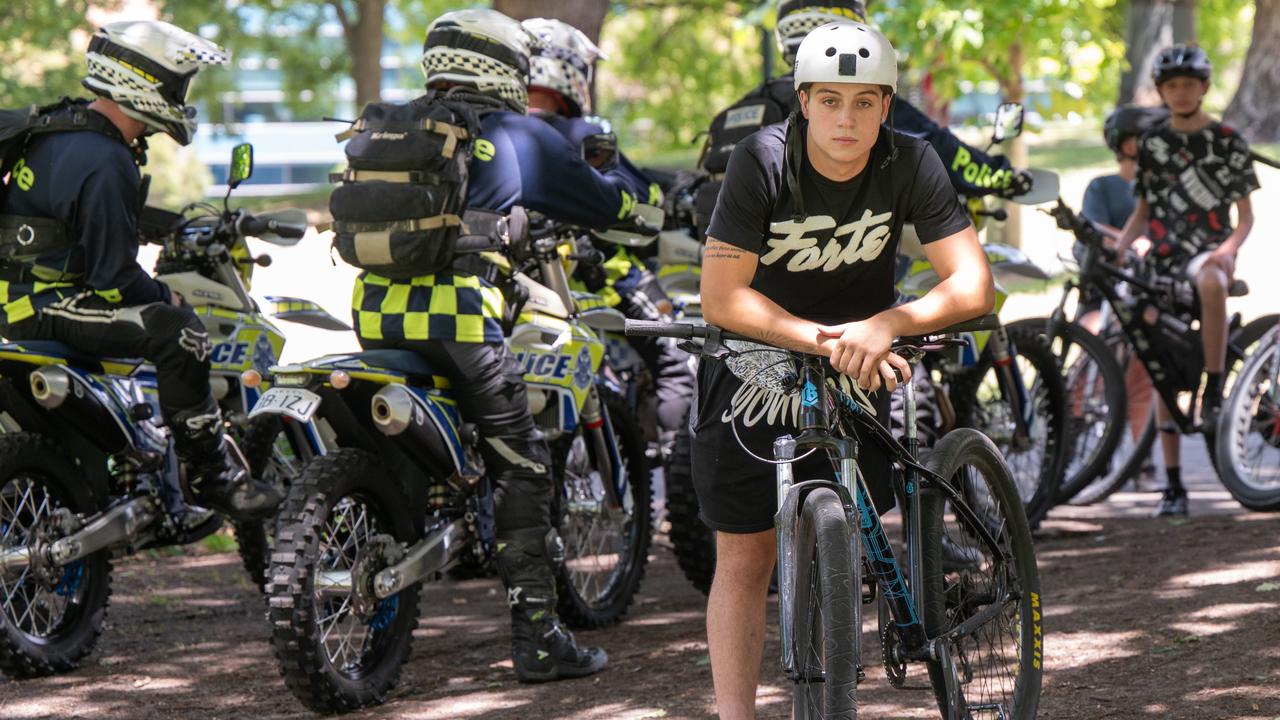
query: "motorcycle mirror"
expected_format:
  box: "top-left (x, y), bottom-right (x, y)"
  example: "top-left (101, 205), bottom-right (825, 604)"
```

top-left (228, 143), bottom-right (254, 189)
top-left (992, 103), bottom-right (1025, 144)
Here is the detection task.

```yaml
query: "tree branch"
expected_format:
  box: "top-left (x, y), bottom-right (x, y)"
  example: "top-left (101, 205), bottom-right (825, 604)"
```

top-left (328, 0), bottom-right (352, 33)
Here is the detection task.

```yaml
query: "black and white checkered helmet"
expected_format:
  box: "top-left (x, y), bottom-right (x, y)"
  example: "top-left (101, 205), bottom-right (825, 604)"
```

top-left (422, 9), bottom-right (534, 114)
top-left (775, 0), bottom-right (867, 66)
top-left (523, 18), bottom-right (602, 117)
top-left (82, 20), bottom-right (228, 146)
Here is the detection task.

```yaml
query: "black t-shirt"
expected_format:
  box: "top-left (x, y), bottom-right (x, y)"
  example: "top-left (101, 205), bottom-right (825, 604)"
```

top-left (706, 121), bottom-right (970, 324)
top-left (1135, 121), bottom-right (1260, 265)
top-left (692, 121), bottom-right (970, 522)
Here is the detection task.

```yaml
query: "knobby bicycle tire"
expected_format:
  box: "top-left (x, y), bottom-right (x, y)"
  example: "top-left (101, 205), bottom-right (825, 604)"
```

top-left (920, 429), bottom-right (1042, 720)
top-left (791, 487), bottom-right (860, 720)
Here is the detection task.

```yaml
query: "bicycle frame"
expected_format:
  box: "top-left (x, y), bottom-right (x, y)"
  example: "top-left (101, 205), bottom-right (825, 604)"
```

top-left (1046, 229), bottom-right (1247, 434)
top-left (773, 353), bottom-right (1013, 678)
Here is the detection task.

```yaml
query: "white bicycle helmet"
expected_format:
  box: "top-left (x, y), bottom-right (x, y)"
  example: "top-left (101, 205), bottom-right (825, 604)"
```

top-left (422, 9), bottom-right (534, 114)
top-left (82, 20), bottom-right (228, 146)
top-left (523, 18), bottom-right (602, 117)
top-left (793, 21), bottom-right (896, 94)
top-left (775, 0), bottom-right (867, 66)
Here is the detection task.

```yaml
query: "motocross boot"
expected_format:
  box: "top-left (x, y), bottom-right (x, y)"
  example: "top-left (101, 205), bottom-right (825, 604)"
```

top-left (171, 397), bottom-right (282, 520)
top-left (496, 528), bottom-right (608, 683)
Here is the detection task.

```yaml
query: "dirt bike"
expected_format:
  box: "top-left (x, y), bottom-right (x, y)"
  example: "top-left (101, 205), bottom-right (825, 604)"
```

top-left (0, 143), bottom-right (340, 677)
top-left (253, 215), bottom-right (651, 712)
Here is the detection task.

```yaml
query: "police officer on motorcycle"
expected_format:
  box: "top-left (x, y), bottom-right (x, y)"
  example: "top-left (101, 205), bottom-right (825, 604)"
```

top-left (350, 9), bottom-right (642, 682)
top-left (522, 17), bottom-right (696, 450)
top-left (0, 20), bottom-right (281, 520)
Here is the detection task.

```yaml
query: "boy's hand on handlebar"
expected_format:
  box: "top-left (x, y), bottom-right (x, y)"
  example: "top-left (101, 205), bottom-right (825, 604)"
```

top-left (818, 316), bottom-right (912, 393)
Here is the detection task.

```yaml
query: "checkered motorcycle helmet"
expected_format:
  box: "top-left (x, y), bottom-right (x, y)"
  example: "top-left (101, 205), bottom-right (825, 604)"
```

top-left (422, 9), bottom-right (535, 114)
top-left (523, 18), bottom-right (602, 117)
top-left (775, 0), bottom-right (868, 66)
top-left (82, 20), bottom-right (229, 146)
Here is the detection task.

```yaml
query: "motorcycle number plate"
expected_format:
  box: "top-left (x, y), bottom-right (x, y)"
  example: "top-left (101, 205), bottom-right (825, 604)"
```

top-left (250, 387), bottom-right (320, 423)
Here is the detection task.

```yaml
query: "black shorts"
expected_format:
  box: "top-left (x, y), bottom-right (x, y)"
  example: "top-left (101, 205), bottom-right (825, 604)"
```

top-left (690, 358), bottom-right (896, 534)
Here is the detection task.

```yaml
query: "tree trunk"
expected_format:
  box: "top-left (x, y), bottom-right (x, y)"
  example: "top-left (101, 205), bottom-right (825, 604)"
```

top-left (494, 0), bottom-right (608, 45)
top-left (334, 0), bottom-right (387, 110)
top-left (1119, 0), bottom-right (1196, 105)
top-left (1000, 42), bottom-right (1026, 250)
top-left (1224, 0), bottom-right (1280, 141)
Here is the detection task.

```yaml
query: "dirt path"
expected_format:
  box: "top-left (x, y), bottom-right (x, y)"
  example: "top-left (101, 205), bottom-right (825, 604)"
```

top-left (2, 445), bottom-right (1278, 720)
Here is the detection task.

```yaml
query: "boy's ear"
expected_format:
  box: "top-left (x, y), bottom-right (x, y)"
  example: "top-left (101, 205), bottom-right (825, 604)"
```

top-left (798, 90), bottom-right (810, 119)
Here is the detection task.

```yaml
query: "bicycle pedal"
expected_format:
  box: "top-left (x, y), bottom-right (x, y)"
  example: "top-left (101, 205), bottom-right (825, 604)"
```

top-left (862, 577), bottom-right (877, 605)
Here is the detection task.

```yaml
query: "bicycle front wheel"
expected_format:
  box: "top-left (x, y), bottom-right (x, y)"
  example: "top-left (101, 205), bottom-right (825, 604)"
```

top-left (791, 487), bottom-right (860, 719)
top-left (921, 429), bottom-right (1042, 720)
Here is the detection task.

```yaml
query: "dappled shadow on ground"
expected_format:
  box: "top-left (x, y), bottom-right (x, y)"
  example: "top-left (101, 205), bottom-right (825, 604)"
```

top-left (0, 497), bottom-right (1277, 719)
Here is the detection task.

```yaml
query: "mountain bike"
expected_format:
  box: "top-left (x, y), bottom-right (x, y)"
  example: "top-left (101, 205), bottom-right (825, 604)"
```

top-left (1023, 200), bottom-right (1275, 498)
top-left (626, 314), bottom-right (1042, 719)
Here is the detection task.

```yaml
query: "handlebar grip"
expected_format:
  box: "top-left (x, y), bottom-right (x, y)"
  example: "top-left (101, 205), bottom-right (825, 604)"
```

top-left (624, 319), bottom-right (696, 339)
top-left (240, 214), bottom-right (308, 239)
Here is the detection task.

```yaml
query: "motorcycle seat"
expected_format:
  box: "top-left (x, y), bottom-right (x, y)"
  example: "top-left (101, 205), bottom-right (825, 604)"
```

top-left (312, 349), bottom-right (449, 389)
top-left (0, 340), bottom-right (145, 375)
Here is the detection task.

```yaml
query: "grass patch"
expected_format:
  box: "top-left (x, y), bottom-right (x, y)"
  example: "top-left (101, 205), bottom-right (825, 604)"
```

top-left (1027, 141), bottom-right (1114, 173)
top-left (201, 529), bottom-right (239, 554)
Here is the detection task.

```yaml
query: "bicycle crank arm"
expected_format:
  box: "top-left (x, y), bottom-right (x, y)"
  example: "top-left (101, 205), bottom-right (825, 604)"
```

top-left (933, 638), bottom-right (970, 720)
top-left (0, 496), bottom-right (164, 576)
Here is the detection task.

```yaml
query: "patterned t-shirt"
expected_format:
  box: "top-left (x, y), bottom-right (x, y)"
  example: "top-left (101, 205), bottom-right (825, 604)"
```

top-left (1135, 122), bottom-right (1259, 266)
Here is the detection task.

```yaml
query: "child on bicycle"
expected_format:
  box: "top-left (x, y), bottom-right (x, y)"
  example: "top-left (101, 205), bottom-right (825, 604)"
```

top-left (1080, 105), bottom-right (1169, 489)
top-left (694, 21), bottom-right (994, 717)
top-left (1115, 45), bottom-right (1260, 516)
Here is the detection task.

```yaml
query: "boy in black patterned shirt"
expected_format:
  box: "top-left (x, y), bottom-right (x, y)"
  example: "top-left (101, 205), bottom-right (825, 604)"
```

top-left (1116, 44), bottom-right (1260, 516)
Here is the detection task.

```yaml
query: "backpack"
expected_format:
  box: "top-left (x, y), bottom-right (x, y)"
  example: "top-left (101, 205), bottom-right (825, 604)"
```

top-left (0, 98), bottom-right (129, 262)
top-left (694, 79), bottom-right (793, 238)
top-left (329, 90), bottom-right (499, 279)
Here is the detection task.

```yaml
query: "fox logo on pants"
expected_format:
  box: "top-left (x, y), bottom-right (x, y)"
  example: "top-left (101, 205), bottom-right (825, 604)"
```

top-left (179, 327), bottom-right (212, 362)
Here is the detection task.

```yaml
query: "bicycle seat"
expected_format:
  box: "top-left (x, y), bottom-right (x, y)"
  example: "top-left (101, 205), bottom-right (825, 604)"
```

top-left (0, 340), bottom-right (145, 375)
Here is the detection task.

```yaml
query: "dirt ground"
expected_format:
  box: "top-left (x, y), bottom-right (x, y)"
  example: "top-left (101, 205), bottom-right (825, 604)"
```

top-left (1, 445), bottom-right (1278, 720)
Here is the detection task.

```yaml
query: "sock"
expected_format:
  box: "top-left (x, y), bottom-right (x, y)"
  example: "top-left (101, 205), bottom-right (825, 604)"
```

top-left (1165, 466), bottom-right (1185, 496)
top-left (1204, 372), bottom-right (1224, 411)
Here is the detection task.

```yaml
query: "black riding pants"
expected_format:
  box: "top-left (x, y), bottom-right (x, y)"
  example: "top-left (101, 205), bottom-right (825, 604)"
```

top-left (358, 337), bottom-right (554, 535)
top-left (6, 294), bottom-right (212, 416)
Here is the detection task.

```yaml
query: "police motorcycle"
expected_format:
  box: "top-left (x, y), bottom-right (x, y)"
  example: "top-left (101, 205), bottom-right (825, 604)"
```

top-left (0, 144), bottom-right (344, 677)
top-left (252, 211), bottom-right (651, 711)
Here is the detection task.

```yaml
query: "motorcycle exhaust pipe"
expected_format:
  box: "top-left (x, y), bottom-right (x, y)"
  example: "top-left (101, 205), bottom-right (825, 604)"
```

top-left (30, 366), bottom-right (70, 408)
top-left (29, 365), bottom-right (132, 455)
top-left (371, 385), bottom-right (414, 436)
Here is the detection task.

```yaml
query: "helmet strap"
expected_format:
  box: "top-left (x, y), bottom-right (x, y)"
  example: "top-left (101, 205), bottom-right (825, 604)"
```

top-left (784, 110), bottom-right (807, 221)
top-left (879, 93), bottom-right (899, 170)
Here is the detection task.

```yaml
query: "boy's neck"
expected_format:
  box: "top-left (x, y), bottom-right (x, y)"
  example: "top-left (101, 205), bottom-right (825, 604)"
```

top-left (1118, 159), bottom-right (1137, 182)
top-left (1169, 110), bottom-right (1212, 133)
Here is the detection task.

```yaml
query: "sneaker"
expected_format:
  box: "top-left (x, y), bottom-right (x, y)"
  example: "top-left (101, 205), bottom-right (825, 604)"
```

top-left (1153, 489), bottom-right (1188, 517)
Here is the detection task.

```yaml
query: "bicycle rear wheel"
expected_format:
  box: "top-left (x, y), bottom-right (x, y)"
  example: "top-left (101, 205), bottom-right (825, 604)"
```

top-left (791, 487), bottom-right (859, 719)
top-left (921, 429), bottom-right (1042, 720)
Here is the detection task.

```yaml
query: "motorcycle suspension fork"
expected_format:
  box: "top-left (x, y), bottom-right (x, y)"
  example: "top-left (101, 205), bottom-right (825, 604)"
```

top-left (579, 385), bottom-right (623, 510)
top-left (989, 327), bottom-right (1034, 442)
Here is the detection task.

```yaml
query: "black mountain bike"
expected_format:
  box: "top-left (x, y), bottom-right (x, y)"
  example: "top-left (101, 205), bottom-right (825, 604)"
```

top-left (1023, 200), bottom-right (1276, 497)
top-left (626, 315), bottom-right (1042, 720)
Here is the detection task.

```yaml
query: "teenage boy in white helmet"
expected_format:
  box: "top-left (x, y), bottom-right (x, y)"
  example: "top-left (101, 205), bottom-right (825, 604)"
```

top-left (695, 22), bottom-right (994, 717)
top-left (0, 20), bottom-right (282, 521)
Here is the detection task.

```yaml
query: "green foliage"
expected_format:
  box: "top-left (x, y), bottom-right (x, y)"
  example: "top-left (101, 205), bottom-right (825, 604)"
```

top-left (0, 1), bottom-right (112, 108)
top-left (874, 0), bottom-right (1127, 116)
top-left (597, 1), bottom-right (772, 158)
top-left (145, 136), bottom-right (214, 209)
